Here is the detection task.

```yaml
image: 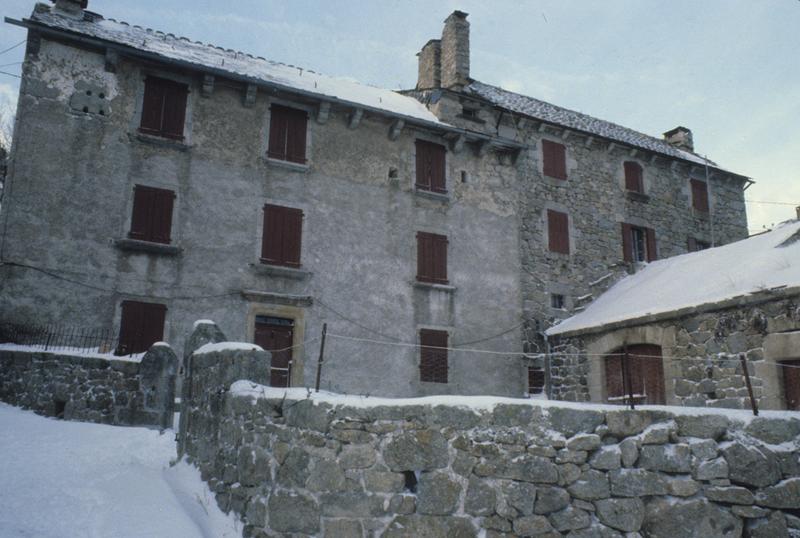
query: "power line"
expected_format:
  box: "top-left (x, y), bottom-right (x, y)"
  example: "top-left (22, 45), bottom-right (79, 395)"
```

top-left (0, 40), bottom-right (25, 57)
top-left (745, 199), bottom-right (798, 206)
top-left (0, 71), bottom-right (21, 79)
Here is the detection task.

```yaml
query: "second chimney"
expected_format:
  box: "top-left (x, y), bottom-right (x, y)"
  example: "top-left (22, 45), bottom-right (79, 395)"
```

top-left (416, 39), bottom-right (441, 90)
top-left (663, 126), bottom-right (694, 152)
top-left (441, 11), bottom-right (470, 90)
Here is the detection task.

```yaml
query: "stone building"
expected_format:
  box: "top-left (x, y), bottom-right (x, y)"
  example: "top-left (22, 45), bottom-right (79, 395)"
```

top-left (0, 1), bottom-right (752, 398)
top-left (546, 220), bottom-right (800, 410)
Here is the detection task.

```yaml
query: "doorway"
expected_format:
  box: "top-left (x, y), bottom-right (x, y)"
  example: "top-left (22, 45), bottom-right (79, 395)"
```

top-left (254, 315), bottom-right (294, 387)
top-left (605, 344), bottom-right (666, 405)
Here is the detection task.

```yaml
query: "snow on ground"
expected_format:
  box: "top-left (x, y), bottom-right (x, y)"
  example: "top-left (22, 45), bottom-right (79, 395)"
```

top-left (548, 220), bottom-right (800, 335)
top-left (230, 381), bottom-right (799, 425)
top-left (0, 342), bottom-right (145, 362)
top-left (0, 403), bottom-right (240, 538)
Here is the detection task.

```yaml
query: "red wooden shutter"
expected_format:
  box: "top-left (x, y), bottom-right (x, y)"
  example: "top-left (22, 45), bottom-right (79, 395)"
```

top-left (129, 186), bottom-right (153, 241)
top-left (543, 140), bottom-right (567, 180)
top-left (433, 234), bottom-right (448, 283)
top-left (547, 210), bottom-right (570, 254)
top-left (415, 141), bottom-right (429, 190)
top-left (151, 189), bottom-right (175, 244)
top-left (283, 206), bottom-right (303, 267)
top-left (139, 78), bottom-right (164, 134)
top-left (431, 143), bottom-right (446, 193)
top-left (624, 162), bottom-right (643, 192)
top-left (285, 109), bottom-right (308, 164)
top-left (118, 301), bottom-right (166, 355)
top-left (262, 204), bottom-right (284, 264)
top-left (417, 232), bottom-right (448, 284)
top-left (415, 140), bottom-right (447, 193)
top-left (420, 329), bottom-right (448, 383)
top-left (605, 355), bottom-right (624, 402)
top-left (691, 179), bottom-right (709, 212)
top-left (161, 80), bottom-right (188, 139)
top-left (129, 186), bottom-right (175, 244)
top-left (645, 227), bottom-right (657, 262)
top-left (268, 106), bottom-right (289, 160)
top-left (621, 223), bottom-right (633, 262)
top-left (782, 361), bottom-right (800, 410)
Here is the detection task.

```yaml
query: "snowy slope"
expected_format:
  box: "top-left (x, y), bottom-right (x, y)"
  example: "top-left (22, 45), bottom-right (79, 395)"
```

top-left (0, 404), bottom-right (240, 538)
top-left (548, 221), bottom-right (800, 336)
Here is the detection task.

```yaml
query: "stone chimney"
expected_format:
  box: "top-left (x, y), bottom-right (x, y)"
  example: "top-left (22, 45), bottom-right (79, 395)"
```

top-left (440, 11), bottom-right (470, 90)
top-left (52, 0), bottom-right (88, 15)
top-left (416, 39), bottom-right (441, 90)
top-left (663, 126), bottom-right (694, 152)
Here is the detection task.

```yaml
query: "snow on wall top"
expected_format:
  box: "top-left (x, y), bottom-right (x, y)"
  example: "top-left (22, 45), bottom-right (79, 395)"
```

top-left (468, 81), bottom-right (734, 172)
top-left (547, 221), bottom-right (800, 336)
top-left (27, 6), bottom-right (442, 125)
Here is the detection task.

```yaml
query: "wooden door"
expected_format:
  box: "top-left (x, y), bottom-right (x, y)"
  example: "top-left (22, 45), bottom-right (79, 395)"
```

top-left (782, 360), bottom-right (800, 410)
top-left (254, 316), bottom-right (294, 387)
top-left (605, 344), bottom-right (665, 405)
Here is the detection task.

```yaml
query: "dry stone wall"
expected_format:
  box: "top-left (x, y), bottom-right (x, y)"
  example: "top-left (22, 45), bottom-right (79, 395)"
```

top-left (0, 344), bottom-right (177, 428)
top-left (180, 350), bottom-right (800, 538)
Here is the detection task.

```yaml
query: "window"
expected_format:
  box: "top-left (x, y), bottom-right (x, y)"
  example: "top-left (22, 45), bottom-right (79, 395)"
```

top-left (117, 300), bottom-right (166, 355)
top-left (691, 179), bottom-right (709, 213)
top-left (621, 223), bottom-right (657, 262)
top-left (624, 161), bottom-right (644, 193)
top-left (550, 294), bottom-right (565, 309)
top-left (420, 329), bottom-right (448, 383)
top-left (267, 105), bottom-right (308, 164)
top-left (128, 185), bottom-right (175, 244)
top-left (547, 209), bottom-right (570, 254)
top-left (261, 204), bottom-right (303, 267)
top-left (528, 367), bottom-right (545, 395)
top-left (417, 232), bottom-right (448, 284)
top-left (139, 76), bottom-right (188, 140)
top-left (542, 139), bottom-right (567, 180)
top-left (605, 344), bottom-right (665, 405)
top-left (415, 140), bottom-right (447, 193)
top-left (687, 237), bottom-right (711, 252)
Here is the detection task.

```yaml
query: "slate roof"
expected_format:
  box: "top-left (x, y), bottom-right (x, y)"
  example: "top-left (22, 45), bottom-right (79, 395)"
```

top-left (22, 5), bottom-right (442, 126)
top-left (468, 80), bottom-right (731, 171)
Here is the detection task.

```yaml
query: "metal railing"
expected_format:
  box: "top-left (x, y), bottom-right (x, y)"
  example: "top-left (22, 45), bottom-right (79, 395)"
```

top-left (0, 323), bottom-right (122, 356)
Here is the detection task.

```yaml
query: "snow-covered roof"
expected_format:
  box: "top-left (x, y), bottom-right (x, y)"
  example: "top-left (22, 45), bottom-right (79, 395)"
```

top-left (24, 5), bottom-right (442, 126)
top-left (468, 80), bottom-right (735, 173)
top-left (547, 221), bottom-right (800, 336)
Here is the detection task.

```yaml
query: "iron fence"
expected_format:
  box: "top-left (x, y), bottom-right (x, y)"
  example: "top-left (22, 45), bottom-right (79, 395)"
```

top-left (0, 323), bottom-right (123, 356)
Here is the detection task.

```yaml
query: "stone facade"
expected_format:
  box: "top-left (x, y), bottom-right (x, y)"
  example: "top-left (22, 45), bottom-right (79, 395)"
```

top-left (181, 348), bottom-right (800, 537)
top-left (549, 289), bottom-right (800, 410)
top-left (0, 3), bottom-right (751, 398)
top-left (0, 343), bottom-right (177, 427)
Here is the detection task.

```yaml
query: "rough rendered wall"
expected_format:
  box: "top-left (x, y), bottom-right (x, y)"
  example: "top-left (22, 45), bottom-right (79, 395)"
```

top-left (181, 351), bottom-right (800, 538)
top-left (0, 36), bottom-right (524, 397)
top-left (0, 344), bottom-right (177, 427)
top-left (550, 293), bottom-right (800, 410)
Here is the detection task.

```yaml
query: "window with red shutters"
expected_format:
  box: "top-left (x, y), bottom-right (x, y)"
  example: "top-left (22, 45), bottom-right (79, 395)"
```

top-left (622, 223), bottom-right (657, 262)
top-left (139, 76), bottom-right (188, 140)
top-left (691, 179), bottom-right (709, 213)
top-left (415, 140), bottom-right (447, 193)
top-left (116, 300), bottom-right (166, 355)
top-left (261, 204), bottom-right (303, 267)
top-left (420, 329), bottom-right (448, 383)
top-left (128, 185), bottom-right (175, 244)
top-left (542, 139), bottom-right (567, 180)
top-left (547, 209), bottom-right (570, 254)
top-left (267, 105), bottom-right (308, 164)
top-left (687, 237), bottom-right (711, 252)
top-left (624, 161), bottom-right (644, 193)
top-left (528, 367), bottom-right (545, 395)
top-left (605, 345), bottom-right (665, 405)
top-left (416, 232), bottom-right (448, 284)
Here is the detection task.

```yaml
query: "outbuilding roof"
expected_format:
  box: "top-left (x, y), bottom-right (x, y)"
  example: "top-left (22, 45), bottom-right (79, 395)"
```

top-left (546, 221), bottom-right (800, 337)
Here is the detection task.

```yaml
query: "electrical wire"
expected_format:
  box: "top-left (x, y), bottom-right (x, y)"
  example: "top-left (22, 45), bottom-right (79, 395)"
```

top-left (745, 200), bottom-right (798, 206)
top-left (0, 40), bottom-right (25, 57)
top-left (0, 71), bottom-right (21, 79)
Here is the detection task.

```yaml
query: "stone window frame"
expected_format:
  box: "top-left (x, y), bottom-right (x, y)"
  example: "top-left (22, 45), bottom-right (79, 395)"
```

top-left (541, 202), bottom-right (576, 257)
top-left (245, 303), bottom-right (307, 388)
top-left (252, 198), bottom-right (312, 277)
top-left (261, 97), bottom-right (314, 172)
top-left (131, 68), bottom-right (195, 148)
top-left (619, 158), bottom-right (649, 197)
top-left (583, 325), bottom-right (680, 406)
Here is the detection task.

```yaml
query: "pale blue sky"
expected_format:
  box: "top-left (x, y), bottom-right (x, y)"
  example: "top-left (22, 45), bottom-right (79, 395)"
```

top-left (1, 0), bottom-right (798, 231)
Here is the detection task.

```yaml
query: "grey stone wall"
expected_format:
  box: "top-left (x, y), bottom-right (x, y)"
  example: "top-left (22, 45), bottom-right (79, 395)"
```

top-left (181, 351), bottom-right (800, 537)
top-left (0, 343), bottom-right (177, 428)
top-left (550, 292), bottom-right (800, 410)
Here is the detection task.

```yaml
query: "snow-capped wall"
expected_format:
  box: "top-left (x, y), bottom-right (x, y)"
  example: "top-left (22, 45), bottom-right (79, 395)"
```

top-left (179, 348), bottom-right (800, 537)
top-left (0, 344), bottom-right (177, 428)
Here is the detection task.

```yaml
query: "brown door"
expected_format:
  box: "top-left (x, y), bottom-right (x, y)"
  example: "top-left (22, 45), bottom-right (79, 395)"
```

top-left (782, 360), bottom-right (800, 410)
top-left (605, 344), bottom-right (665, 405)
top-left (254, 316), bottom-right (294, 387)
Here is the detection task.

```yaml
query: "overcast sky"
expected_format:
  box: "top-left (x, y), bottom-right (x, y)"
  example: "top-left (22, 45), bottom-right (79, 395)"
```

top-left (1, 0), bottom-right (798, 232)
